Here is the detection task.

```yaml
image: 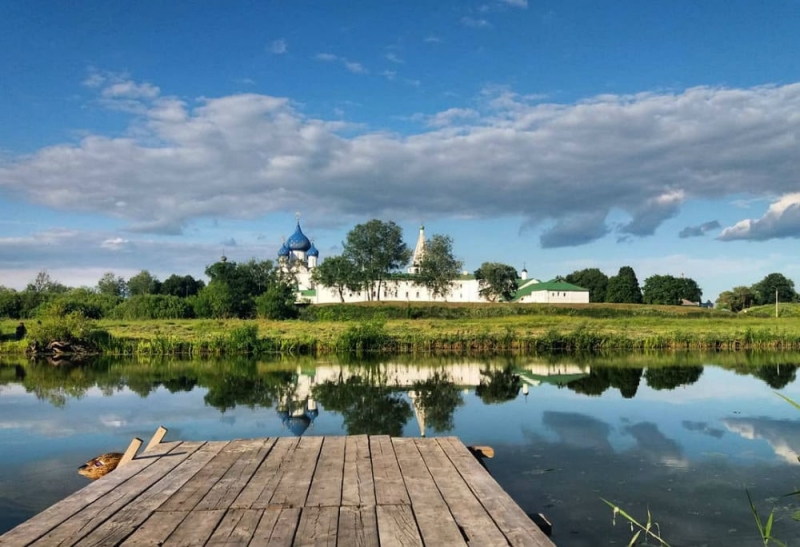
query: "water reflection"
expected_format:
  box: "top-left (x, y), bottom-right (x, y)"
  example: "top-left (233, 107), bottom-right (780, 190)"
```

top-left (2, 353), bottom-right (800, 545)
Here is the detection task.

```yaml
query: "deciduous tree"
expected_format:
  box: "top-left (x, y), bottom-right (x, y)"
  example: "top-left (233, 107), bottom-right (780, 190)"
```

top-left (751, 273), bottom-right (797, 305)
top-left (642, 274), bottom-right (702, 305)
top-left (716, 286), bottom-right (756, 312)
top-left (127, 270), bottom-right (161, 296)
top-left (565, 268), bottom-right (609, 303)
top-left (474, 262), bottom-right (518, 302)
top-left (311, 255), bottom-right (362, 302)
top-left (414, 234), bottom-right (463, 300)
top-left (97, 272), bottom-right (128, 297)
top-left (342, 219), bottom-right (411, 301)
top-left (606, 266), bottom-right (643, 304)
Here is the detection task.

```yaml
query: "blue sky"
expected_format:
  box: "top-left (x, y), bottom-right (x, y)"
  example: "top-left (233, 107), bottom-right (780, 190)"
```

top-left (2, 0), bottom-right (800, 300)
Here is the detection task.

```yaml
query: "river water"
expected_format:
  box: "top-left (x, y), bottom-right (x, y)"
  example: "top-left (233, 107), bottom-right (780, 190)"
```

top-left (1, 353), bottom-right (799, 546)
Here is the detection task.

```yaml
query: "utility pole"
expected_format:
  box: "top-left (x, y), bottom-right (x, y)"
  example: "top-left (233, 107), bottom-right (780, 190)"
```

top-left (776, 289), bottom-right (779, 318)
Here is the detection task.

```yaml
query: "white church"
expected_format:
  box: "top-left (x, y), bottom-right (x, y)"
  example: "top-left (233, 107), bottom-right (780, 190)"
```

top-left (276, 216), bottom-right (589, 305)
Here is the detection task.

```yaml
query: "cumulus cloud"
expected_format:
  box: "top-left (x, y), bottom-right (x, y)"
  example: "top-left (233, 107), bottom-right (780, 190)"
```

top-left (501, 0), bottom-right (528, 7)
top-left (679, 220), bottom-right (721, 238)
top-left (385, 52), bottom-right (404, 64)
top-left (3, 80), bottom-right (800, 248)
top-left (718, 193), bottom-right (800, 241)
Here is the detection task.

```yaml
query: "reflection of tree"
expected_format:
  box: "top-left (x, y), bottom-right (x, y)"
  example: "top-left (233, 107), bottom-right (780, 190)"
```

top-left (644, 366), bottom-right (703, 391)
top-left (475, 365), bottom-right (520, 404)
top-left (567, 367), bottom-right (643, 398)
top-left (752, 364), bottom-right (798, 389)
top-left (204, 370), bottom-right (294, 412)
top-left (410, 371), bottom-right (463, 433)
top-left (313, 372), bottom-right (412, 437)
top-left (567, 369), bottom-right (610, 397)
top-left (608, 368), bottom-right (643, 399)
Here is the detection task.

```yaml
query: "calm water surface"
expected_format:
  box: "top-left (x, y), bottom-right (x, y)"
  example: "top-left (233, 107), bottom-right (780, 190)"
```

top-left (1, 353), bottom-right (799, 546)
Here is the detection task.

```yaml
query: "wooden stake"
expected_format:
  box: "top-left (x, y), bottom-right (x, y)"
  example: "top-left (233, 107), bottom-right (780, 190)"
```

top-left (145, 426), bottom-right (168, 451)
top-left (118, 437), bottom-right (143, 467)
top-left (468, 445), bottom-right (495, 459)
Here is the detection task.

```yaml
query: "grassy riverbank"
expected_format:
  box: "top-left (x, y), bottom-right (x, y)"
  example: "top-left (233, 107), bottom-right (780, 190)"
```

top-left (3, 302), bottom-right (800, 355)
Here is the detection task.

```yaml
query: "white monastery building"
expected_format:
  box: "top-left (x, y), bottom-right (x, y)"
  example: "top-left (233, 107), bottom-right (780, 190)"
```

top-left (276, 216), bottom-right (589, 304)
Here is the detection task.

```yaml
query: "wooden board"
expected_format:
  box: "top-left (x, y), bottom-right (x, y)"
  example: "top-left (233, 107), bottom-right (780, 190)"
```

top-left (2, 436), bottom-right (556, 547)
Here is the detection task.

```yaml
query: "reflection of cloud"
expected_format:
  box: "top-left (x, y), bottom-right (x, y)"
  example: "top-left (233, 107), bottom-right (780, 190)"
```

top-left (723, 417), bottom-right (800, 465)
top-left (542, 411), bottom-right (612, 452)
top-left (682, 420), bottom-right (724, 439)
top-left (624, 422), bottom-right (687, 468)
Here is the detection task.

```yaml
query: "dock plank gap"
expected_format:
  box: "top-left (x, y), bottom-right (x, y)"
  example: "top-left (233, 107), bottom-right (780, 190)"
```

top-left (0, 435), bottom-right (555, 546)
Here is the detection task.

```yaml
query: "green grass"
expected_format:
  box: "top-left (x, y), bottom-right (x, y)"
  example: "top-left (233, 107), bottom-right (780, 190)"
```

top-left (4, 303), bottom-right (800, 356)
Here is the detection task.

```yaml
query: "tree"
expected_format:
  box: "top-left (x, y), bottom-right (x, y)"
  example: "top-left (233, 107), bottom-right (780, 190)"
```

top-left (127, 270), bottom-right (161, 296)
top-left (192, 281), bottom-right (236, 318)
top-left (751, 273), bottom-right (798, 306)
top-left (606, 266), bottom-right (643, 304)
top-left (202, 259), bottom-right (277, 318)
top-left (26, 271), bottom-right (66, 294)
top-left (565, 268), bottom-right (609, 303)
top-left (97, 272), bottom-right (127, 297)
top-left (311, 255), bottom-right (361, 302)
top-left (716, 286), bottom-right (756, 312)
top-left (342, 219), bottom-right (411, 301)
top-left (161, 274), bottom-right (205, 298)
top-left (0, 287), bottom-right (22, 319)
top-left (255, 280), bottom-right (299, 320)
top-left (414, 234), bottom-right (463, 300)
top-left (642, 274), bottom-right (702, 305)
top-left (474, 262), bottom-right (518, 302)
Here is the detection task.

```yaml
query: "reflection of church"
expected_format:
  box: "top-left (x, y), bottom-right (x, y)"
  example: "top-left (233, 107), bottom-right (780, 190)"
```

top-left (274, 362), bottom-right (589, 436)
top-left (276, 392), bottom-right (319, 436)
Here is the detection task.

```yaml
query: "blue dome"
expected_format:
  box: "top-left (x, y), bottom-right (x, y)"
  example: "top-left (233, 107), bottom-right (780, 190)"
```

top-left (306, 407), bottom-right (319, 421)
top-left (287, 222), bottom-right (311, 252)
top-left (288, 416), bottom-right (311, 436)
top-left (307, 241), bottom-right (319, 257)
top-left (277, 241), bottom-right (290, 258)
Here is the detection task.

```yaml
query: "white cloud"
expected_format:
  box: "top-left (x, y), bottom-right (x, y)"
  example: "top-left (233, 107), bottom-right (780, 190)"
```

top-left (315, 53), bottom-right (368, 74)
top-left (424, 35), bottom-right (443, 43)
top-left (3, 80), bottom-right (800, 250)
top-left (101, 237), bottom-right (133, 251)
top-left (385, 52), bottom-right (404, 64)
top-left (500, 0), bottom-right (528, 7)
top-left (718, 193), bottom-right (800, 241)
top-left (101, 81), bottom-right (160, 100)
top-left (269, 39), bottom-right (287, 54)
top-left (382, 70), bottom-right (397, 81)
top-left (461, 16), bottom-right (492, 28)
top-left (343, 61), bottom-right (368, 74)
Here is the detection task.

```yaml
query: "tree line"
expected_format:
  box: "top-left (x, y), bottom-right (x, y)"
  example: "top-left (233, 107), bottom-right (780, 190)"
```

top-left (2, 217), bottom-right (796, 320)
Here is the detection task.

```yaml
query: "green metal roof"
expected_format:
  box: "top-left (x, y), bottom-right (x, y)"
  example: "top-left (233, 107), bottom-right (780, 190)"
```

top-left (299, 289), bottom-right (317, 297)
top-left (513, 279), bottom-right (588, 301)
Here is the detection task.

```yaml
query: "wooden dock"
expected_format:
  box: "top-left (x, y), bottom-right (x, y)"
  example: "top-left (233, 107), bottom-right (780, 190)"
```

top-left (0, 435), bottom-right (555, 546)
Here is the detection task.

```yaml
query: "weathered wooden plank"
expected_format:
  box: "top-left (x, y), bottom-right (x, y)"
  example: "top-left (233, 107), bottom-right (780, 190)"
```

top-left (306, 437), bottom-right (346, 508)
top-left (294, 506), bottom-right (339, 547)
top-left (205, 508), bottom-right (263, 547)
top-left (144, 426), bottom-right (169, 452)
top-left (74, 441), bottom-right (226, 547)
top-left (370, 436), bottom-right (409, 506)
top-left (118, 511), bottom-right (187, 547)
top-left (268, 436), bottom-right (324, 508)
top-left (415, 438), bottom-right (508, 546)
top-left (118, 438), bottom-right (144, 467)
top-left (391, 438), bottom-right (466, 547)
top-left (259, 507), bottom-right (301, 547)
top-left (341, 435), bottom-right (375, 507)
top-left (158, 440), bottom-right (242, 512)
top-left (31, 442), bottom-right (201, 547)
top-left (195, 438), bottom-right (275, 511)
top-left (247, 506), bottom-right (281, 545)
top-left (161, 509), bottom-right (225, 547)
top-left (439, 437), bottom-right (555, 547)
top-left (232, 437), bottom-right (299, 510)
top-left (375, 505), bottom-right (422, 547)
top-left (337, 506), bottom-right (378, 547)
top-left (0, 441), bottom-right (182, 546)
